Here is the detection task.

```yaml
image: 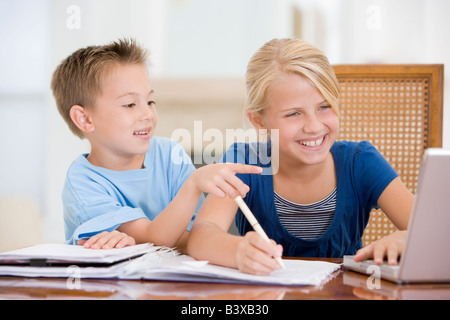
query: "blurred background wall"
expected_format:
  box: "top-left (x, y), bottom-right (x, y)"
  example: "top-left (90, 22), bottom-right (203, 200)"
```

top-left (0, 0), bottom-right (449, 246)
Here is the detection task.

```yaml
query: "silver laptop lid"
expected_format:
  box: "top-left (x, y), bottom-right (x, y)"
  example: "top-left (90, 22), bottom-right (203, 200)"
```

top-left (400, 148), bottom-right (450, 282)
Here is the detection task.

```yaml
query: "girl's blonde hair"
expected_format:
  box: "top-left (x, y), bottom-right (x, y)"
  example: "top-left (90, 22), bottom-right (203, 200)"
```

top-left (245, 38), bottom-right (340, 116)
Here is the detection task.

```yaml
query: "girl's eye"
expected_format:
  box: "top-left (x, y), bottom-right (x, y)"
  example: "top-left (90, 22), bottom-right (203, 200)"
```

top-left (124, 103), bottom-right (136, 108)
top-left (148, 100), bottom-right (156, 106)
top-left (319, 105), bottom-right (331, 110)
top-left (286, 112), bottom-right (300, 117)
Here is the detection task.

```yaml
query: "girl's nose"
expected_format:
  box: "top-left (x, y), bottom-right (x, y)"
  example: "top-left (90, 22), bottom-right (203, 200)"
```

top-left (303, 114), bottom-right (324, 133)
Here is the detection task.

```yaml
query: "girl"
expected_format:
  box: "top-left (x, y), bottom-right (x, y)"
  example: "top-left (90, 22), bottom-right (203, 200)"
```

top-left (187, 38), bottom-right (413, 275)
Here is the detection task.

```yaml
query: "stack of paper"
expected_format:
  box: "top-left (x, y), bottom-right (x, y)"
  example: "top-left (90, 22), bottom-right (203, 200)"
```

top-left (0, 244), bottom-right (341, 286)
top-left (0, 243), bottom-right (155, 265)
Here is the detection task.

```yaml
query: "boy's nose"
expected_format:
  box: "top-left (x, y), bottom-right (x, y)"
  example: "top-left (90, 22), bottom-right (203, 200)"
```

top-left (139, 103), bottom-right (154, 121)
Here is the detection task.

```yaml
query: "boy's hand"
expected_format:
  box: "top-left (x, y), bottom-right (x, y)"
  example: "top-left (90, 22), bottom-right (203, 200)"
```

top-left (192, 163), bottom-right (262, 199)
top-left (77, 230), bottom-right (136, 249)
top-left (353, 230), bottom-right (406, 265)
top-left (236, 231), bottom-right (283, 275)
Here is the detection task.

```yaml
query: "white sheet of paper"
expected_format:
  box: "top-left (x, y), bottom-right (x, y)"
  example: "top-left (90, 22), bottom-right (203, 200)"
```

top-left (118, 254), bottom-right (341, 286)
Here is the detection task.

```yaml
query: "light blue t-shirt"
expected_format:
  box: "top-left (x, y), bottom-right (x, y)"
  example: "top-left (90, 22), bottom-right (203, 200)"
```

top-left (62, 136), bottom-right (202, 244)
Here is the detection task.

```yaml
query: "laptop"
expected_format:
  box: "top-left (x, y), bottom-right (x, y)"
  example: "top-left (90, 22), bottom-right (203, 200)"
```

top-left (344, 148), bottom-right (450, 283)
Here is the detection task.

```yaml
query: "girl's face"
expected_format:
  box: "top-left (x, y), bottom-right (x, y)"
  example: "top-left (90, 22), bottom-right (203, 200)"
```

top-left (251, 72), bottom-right (339, 168)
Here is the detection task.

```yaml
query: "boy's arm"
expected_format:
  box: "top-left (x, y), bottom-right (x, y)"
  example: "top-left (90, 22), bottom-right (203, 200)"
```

top-left (63, 184), bottom-right (148, 245)
top-left (117, 176), bottom-right (203, 248)
top-left (118, 163), bottom-right (263, 249)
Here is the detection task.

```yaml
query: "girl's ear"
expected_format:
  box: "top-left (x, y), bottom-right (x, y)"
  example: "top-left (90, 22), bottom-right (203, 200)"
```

top-left (69, 105), bottom-right (95, 134)
top-left (246, 110), bottom-right (267, 131)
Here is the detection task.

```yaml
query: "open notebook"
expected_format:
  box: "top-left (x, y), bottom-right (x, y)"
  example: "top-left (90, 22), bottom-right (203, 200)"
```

top-left (0, 243), bottom-right (340, 286)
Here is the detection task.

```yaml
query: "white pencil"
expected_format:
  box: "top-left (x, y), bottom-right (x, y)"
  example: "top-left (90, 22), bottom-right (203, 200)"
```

top-left (234, 196), bottom-right (286, 269)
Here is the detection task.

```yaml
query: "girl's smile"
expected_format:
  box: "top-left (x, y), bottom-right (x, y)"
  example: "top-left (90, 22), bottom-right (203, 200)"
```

top-left (297, 135), bottom-right (326, 148)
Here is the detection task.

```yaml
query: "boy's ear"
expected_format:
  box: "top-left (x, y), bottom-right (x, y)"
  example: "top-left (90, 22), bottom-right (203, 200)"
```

top-left (69, 105), bottom-right (94, 134)
top-left (246, 110), bottom-right (266, 131)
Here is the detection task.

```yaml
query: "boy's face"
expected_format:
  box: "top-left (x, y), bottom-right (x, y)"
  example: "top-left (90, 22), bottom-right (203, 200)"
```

top-left (85, 63), bottom-right (157, 170)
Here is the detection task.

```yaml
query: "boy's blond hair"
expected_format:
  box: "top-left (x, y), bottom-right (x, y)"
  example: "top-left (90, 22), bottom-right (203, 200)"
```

top-left (51, 38), bottom-right (149, 138)
top-left (245, 38), bottom-right (340, 117)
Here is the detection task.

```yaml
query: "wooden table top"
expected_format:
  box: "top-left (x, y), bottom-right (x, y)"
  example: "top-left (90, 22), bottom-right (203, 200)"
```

top-left (1, 258), bottom-right (449, 300)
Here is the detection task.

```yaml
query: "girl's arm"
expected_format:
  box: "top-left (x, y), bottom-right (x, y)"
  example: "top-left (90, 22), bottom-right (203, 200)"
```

top-left (187, 194), bottom-right (283, 275)
top-left (354, 177), bottom-right (414, 264)
top-left (187, 194), bottom-right (240, 267)
top-left (377, 177), bottom-right (414, 230)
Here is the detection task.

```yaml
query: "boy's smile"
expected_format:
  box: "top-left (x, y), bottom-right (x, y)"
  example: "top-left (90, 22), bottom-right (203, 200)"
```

top-left (133, 127), bottom-right (152, 138)
top-left (84, 63), bottom-right (157, 170)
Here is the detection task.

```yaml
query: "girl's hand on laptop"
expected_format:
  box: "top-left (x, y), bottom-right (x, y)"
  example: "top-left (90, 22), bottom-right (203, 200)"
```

top-left (78, 230), bottom-right (136, 249)
top-left (191, 163), bottom-right (263, 199)
top-left (353, 230), bottom-right (406, 265)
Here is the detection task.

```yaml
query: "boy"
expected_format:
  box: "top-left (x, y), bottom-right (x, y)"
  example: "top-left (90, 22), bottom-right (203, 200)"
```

top-left (51, 38), bottom-right (261, 250)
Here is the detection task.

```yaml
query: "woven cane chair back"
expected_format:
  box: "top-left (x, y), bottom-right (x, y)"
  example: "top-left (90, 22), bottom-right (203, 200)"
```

top-left (333, 64), bottom-right (443, 246)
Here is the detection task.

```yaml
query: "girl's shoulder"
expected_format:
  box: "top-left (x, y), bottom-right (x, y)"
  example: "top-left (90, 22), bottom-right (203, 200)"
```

top-left (331, 140), bottom-right (378, 159)
top-left (332, 140), bottom-right (394, 180)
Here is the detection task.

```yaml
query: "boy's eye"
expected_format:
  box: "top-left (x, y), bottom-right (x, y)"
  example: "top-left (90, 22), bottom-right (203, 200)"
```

top-left (124, 103), bottom-right (136, 108)
top-left (286, 112), bottom-right (300, 117)
top-left (148, 100), bottom-right (156, 106)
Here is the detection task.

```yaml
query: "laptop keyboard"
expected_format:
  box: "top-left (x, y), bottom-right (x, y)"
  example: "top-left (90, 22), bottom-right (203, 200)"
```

top-left (363, 260), bottom-right (400, 269)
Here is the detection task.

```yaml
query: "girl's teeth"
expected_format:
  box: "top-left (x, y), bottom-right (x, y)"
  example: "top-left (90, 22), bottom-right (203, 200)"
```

top-left (300, 137), bottom-right (324, 147)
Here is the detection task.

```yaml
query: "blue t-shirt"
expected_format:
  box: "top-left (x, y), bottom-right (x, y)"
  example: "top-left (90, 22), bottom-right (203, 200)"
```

top-left (62, 136), bottom-right (202, 244)
top-left (223, 140), bottom-right (398, 257)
